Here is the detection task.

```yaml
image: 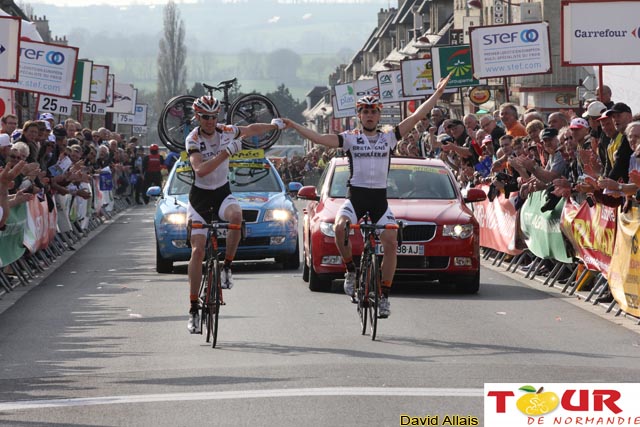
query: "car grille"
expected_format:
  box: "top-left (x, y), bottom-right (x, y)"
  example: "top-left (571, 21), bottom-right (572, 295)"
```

top-left (218, 237), bottom-right (271, 247)
top-left (242, 210), bottom-right (259, 223)
top-left (397, 256), bottom-right (449, 269)
top-left (402, 224), bottom-right (436, 242)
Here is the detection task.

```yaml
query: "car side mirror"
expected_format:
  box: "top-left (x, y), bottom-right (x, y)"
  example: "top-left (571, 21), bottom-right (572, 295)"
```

top-left (288, 182), bottom-right (303, 194)
top-left (146, 186), bottom-right (163, 198)
top-left (296, 185), bottom-right (319, 201)
top-left (464, 188), bottom-right (487, 203)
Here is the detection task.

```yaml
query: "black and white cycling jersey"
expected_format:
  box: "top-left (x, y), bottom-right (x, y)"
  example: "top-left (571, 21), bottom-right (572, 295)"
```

top-left (185, 124), bottom-right (241, 190)
top-left (338, 127), bottom-right (400, 189)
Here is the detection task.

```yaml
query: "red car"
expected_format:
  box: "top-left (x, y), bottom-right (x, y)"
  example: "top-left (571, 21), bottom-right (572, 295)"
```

top-left (297, 156), bottom-right (486, 293)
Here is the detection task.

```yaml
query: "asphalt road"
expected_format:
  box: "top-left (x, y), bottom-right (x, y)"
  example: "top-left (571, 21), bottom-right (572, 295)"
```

top-left (0, 204), bottom-right (638, 427)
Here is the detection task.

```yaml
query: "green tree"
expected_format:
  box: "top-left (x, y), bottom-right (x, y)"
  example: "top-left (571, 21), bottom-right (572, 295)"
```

top-left (266, 84), bottom-right (305, 124)
top-left (156, 1), bottom-right (187, 108)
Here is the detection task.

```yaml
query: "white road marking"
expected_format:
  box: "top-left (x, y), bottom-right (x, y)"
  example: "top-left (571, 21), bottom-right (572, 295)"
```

top-left (0, 387), bottom-right (482, 411)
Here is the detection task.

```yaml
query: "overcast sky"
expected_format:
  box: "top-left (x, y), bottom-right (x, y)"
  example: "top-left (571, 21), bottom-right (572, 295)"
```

top-left (28, 0), bottom-right (385, 6)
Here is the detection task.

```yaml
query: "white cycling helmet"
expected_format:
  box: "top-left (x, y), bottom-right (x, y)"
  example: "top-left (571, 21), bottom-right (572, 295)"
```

top-left (192, 95), bottom-right (221, 115)
top-left (356, 96), bottom-right (383, 112)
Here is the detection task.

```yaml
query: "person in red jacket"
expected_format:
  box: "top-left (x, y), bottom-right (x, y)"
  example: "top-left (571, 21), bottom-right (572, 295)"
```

top-left (142, 144), bottom-right (165, 204)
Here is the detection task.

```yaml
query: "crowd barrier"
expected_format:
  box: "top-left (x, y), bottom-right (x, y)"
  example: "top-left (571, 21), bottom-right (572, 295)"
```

top-left (0, 168), bottom-right (133, 299)
top-left (475, 184), bottom-right (640, 324)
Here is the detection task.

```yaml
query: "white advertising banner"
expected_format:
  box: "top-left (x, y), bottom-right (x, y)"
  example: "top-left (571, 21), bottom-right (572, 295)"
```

top-left (377, 70), bottom-right (425, 104)
top-left (37, 95), bottom-right (73, 116)
top-left (562, 1), bottom-right (640, 65)
top-left (116, 104), bottom-right (147, 125)
top-left (332, 79), bottom-right (379, 119)
top-left (0, 41), bottom-right (78, 98)
top-left (333, 83), bottom-right (356, 118)
top-left (469, 22), bottom-right (552, 79)
top-left (106, 82), bottom-right (135, 114)
top-left (377, 70), bottom-right (402, 104)
top-left (0, 16), bottom-right (20, 82)
top-left (353, 79), bottom-right (378, 99)
top-left (401, 58), bottom-right (436, 97)
top-left (90, 64), bottom-right (108, 103)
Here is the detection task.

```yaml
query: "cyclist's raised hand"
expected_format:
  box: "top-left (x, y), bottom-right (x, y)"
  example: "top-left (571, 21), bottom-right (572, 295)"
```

top-left (225, 139), bottom-right (243, 157)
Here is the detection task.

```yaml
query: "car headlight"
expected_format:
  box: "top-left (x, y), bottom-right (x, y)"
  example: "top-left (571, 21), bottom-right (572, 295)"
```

top-left (320, 221), bottom-right (335, 237)
top-left (442, 224), bottom-right (474, 239)
top-left (320, 222), bottom-right (354, 237)
top-left (264, 209), bottom-right (291, 221)
top-left (161, 213), bottom-right (187, 225)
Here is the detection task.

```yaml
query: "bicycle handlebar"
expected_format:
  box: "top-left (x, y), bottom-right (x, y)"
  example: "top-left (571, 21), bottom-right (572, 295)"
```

top-left (349, 223), bottom-right (399, 230)
top-left (190, 222), bottom-right (242, 230)
top-left (342, 219), bottom-right (402, 247)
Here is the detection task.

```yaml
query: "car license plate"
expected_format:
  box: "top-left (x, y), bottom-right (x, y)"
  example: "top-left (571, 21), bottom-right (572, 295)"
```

top-left (216, 228), bottom-right (228, 238)
top-left (376, 244), bottom-right (424, 256)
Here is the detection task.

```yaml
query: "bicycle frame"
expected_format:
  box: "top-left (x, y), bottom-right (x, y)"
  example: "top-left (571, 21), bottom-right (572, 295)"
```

top-left (189, 219), bottom-right (243, 348)
top-left (344, 213), bottom-right (400, 340)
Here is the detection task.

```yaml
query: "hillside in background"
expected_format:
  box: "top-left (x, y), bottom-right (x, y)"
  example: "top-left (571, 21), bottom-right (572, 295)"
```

top-left (31, 0), bottom-right (385, 99)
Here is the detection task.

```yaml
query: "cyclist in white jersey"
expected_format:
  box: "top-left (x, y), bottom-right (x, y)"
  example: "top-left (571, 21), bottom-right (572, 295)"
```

top-left (282, 73), bottom-right (451, 318)
top-left (185, 95), bottom-right (284, 334)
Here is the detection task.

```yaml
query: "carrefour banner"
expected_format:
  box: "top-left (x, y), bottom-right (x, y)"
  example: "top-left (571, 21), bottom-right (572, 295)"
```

top-left (23, 197), bottom-right (54, 254)
top-left (474, 186), bottom-right (522, 255)
top-left (519, 190), bottom-right (572, 263)
top-left (0, 204), bottom-right (26, 267)
top-left (561, 199), bottom-right (616, 274)
top-left (0, 40), bottom-right (79, 98)
top-left (608, 206), bottom-right (640, 317)
top-left (562, 1), bottom-right (640, 65)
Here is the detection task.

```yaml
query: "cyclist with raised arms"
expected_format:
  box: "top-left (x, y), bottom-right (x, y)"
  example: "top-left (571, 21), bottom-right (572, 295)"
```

top-left (282, 73), bottom-right (451, 318)
top-left (186, 95), bottom-right (285, 334)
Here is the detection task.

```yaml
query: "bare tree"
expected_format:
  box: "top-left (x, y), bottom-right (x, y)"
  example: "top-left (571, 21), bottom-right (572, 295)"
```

top-left (157, 1), bottom-right (187, 107)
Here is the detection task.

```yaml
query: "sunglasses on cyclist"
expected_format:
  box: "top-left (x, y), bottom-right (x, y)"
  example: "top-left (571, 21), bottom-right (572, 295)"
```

top-left (198, 114), bottom-right (218, 121)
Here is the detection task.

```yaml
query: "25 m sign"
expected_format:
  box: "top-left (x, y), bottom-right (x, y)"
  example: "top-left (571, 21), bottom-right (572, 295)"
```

top-left (37, 95), bottom-right (73, 115)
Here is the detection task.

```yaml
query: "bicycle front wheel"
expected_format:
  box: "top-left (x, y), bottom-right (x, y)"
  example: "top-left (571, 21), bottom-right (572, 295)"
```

top-left (158, 95), bottom-right (196, 152)
top-left (210, 258), bottom-right (221, 348)
top-left (204, 259), bottom-right (215, 343)
top-left (357, 256), bottom-right (369, 335)
top-left (368, 253), bottom-right (379, 341)
top-left (228, 94), bottom-right (281, 150)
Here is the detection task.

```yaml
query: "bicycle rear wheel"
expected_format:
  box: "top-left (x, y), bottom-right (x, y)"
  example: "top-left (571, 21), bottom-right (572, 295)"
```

top-left (210, 257), bottom-right (221, 348)
top-left (158, 95), bottom-right (196, 152)
top-left (228, 94), bottom-right (281, 150)
top-left (368, 253), bottom-right (379, 341)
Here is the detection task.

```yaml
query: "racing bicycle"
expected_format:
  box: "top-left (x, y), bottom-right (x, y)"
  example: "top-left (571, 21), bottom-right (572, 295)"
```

top-left (188, 219), bottom-right (243, 348)
top-left (345, 213), bottom-right (401, 340)
top-left (158, 77), bottom-right (280, 153)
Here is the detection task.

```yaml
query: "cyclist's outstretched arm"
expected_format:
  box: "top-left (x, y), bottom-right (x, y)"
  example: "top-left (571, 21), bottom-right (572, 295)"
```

top-left (397, 72), bottom-right (452, 138)
top-left (238, 123), bottom-right (279, 138)
top-left (282, 118), bottom-right (340, 149)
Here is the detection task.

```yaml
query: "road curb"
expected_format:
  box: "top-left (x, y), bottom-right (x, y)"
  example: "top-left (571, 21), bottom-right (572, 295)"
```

top-left (481, 258), bottom-right (640, 335)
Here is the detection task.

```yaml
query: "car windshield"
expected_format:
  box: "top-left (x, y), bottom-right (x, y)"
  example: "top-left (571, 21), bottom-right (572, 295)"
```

top-left (168, 162), bottom-right (282, 195)
top-left (329, 164), bottom-right (456, 200)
